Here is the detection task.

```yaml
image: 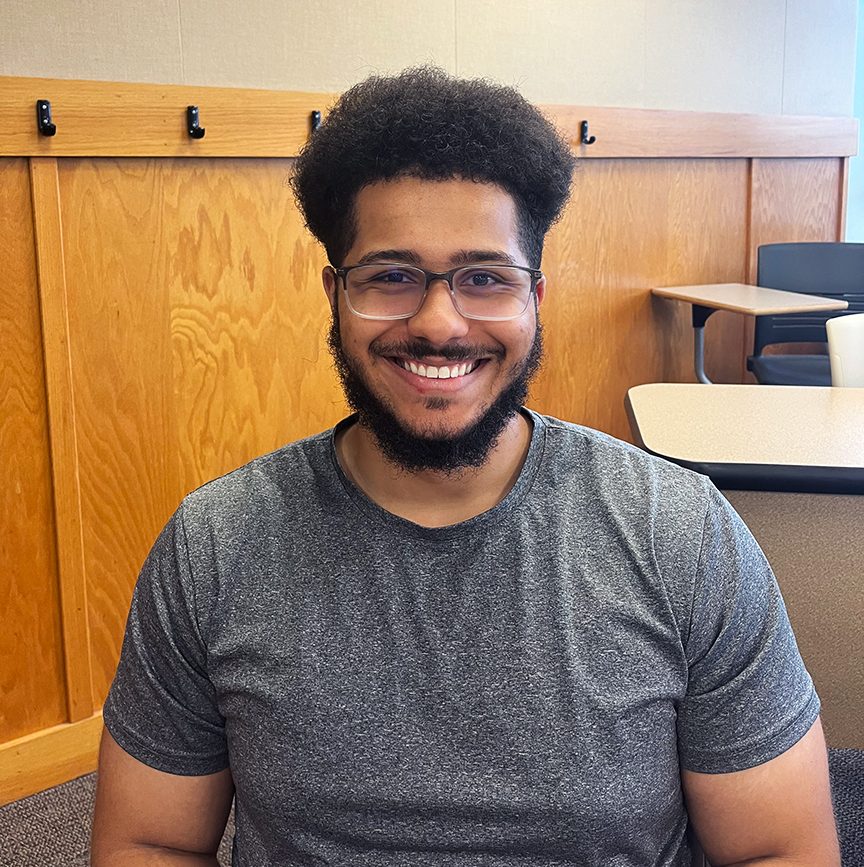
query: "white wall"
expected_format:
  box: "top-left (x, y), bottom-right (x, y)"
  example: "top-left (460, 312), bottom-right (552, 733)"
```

top-left (845, 0), bottom-right (864, 240)
top-left (0, 0), bottom-right (857, 116)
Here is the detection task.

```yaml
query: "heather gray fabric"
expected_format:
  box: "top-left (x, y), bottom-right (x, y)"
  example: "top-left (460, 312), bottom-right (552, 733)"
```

top-left (103, 410), bottom-right (819, 867)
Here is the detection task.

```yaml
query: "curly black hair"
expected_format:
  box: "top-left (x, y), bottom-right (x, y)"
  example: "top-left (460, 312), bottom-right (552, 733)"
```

top-left (291, 66), bottom-right (576, 268)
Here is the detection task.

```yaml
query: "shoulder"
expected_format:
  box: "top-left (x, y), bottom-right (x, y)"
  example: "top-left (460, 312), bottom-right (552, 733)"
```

top-left (180, 426), bottom-right (337, 533)
top-left (528, 413), bottom-right (727, 623)
top-left (531, 411), bottom-right (713, 518)
top-left (147, 426), bottom-right (341, 633)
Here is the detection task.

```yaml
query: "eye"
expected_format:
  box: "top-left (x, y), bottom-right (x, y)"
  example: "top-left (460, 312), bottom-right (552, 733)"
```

top-left (457, 270), bottom-right (505, 289)
top-left (378, 270), bottom-right (409, 283)
top-left (355, 266), bottom-right (421, 286)
top-left (455, 267), bottom-right (522, 291)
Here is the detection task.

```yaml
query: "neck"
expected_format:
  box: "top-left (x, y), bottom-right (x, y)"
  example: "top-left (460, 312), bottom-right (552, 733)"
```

top-left (335, 411), bottom-right (533, 528)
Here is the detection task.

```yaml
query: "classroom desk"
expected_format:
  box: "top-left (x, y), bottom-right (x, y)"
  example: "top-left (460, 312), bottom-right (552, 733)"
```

top-left (625, 382), bottom-right (864, 493)
top-left (626, 383), bottom-right (864, 747)
top-left (652, 283), bottom-right (848, 384)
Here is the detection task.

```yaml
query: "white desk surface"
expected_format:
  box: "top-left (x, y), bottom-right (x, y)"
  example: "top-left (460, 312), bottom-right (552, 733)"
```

top-left (626, 383), bottom-right (864, 467)
top-left (652, 283), bottom-right (849, 315)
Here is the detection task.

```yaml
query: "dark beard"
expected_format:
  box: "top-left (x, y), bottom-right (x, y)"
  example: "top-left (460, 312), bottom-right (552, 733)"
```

top-left (327, 309), bottom-right (543, 474)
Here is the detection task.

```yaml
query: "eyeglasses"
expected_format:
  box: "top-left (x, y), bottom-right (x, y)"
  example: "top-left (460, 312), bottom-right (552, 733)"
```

top-left (331, 263), bottom-right (543, 321)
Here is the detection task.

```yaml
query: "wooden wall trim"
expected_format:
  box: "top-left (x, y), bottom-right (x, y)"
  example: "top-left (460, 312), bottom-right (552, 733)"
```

top-left (0, 75), bottom-right (858, 159)
top-left (29, 157), bottom-right (94, 723)
top-left (553, 106), bottom-right (858, 159)
top-left (0, 76), bottom-right (332, 157)
top-left (0, 712), bottom-right (102, 805)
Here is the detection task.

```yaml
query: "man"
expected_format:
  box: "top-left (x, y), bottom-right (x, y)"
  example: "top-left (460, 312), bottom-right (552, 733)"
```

top-left (91, 67), bottom-right (839, 866)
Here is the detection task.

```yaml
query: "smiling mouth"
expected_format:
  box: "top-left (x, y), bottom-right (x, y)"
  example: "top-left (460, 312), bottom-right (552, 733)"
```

top-left (392, 358), bottom-right (483, 380)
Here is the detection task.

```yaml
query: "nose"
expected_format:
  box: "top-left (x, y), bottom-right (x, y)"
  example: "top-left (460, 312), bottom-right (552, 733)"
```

top-left (405, 278), bottom-right (470, 344)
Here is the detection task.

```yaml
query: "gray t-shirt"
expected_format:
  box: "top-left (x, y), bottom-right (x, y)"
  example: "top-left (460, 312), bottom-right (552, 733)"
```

top-left (104, 410), bottom-right (819, 866)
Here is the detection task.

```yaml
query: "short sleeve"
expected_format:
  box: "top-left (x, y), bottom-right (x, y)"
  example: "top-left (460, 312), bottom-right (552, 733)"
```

top-left (102, 505), bottom-right (229, 775)
top-left (677, 485), bottom-right (820, 774)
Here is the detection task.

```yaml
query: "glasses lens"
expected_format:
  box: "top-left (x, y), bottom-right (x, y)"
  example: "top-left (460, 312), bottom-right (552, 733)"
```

top-left (452, 266), bottom-right (533, 319)
top-left (345, 265), bottom-right (425, 318)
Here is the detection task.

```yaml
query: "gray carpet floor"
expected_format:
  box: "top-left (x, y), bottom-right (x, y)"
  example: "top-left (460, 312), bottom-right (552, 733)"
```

top-left (0, 750), bottom-right (861, 866)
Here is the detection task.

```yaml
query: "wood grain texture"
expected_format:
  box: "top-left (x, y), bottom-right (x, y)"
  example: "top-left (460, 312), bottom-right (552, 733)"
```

top-left (55, 158), bottom-right (346, 703)
top-left (0, 159), bottom-right (67, 742)
top-left (548, 105), bottom-right (857, 159)
top-left (531, 158), bottom-right (750, 441)
top-left (29, 158), bottom-right (94, 722)
top-left (0, 712), bottom-right (102, 805)
top-left (0, 76), bottom-right (857, 160)
top-left (0, 76), bottom-right (334, 157)
top-left (748, 158), bottom-right (842, 274)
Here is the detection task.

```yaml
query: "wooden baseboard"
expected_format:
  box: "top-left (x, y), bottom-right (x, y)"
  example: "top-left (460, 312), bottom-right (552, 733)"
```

top-left (0, 712), bottom-right (103, 806)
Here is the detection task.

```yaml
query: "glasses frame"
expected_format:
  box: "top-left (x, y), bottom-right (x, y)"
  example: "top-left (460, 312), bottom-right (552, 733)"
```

top-left (331, 262), bottom-right (544, 321)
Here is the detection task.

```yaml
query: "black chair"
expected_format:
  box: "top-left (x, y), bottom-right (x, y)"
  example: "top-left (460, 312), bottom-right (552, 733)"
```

top-left (748, 243), bottom-right (864, 386)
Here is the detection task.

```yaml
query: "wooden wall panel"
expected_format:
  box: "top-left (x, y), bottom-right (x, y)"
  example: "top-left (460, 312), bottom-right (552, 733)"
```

top-left (738, 158), bottom-right (843, 373)
top-left (0, 159), bottom-right (67, 740)
top-left (30, 158), bottom-right (95, 721)
top-left (57, 158), bottom-right (346, 704)
top-left (748, 158), bottom-right (842, 280)
top-left (532, 158), bottom-right (750, 441)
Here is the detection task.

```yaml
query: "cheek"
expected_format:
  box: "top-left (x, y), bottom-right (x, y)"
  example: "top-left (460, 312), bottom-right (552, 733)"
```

top-left (502, 322), bottom-right (536, 351)
top-left (340, 319), bottom-right (391, 360)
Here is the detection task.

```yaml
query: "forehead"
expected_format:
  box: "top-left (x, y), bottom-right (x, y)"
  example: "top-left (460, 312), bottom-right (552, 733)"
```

top-left (347, 177), bottom-right (523, 264)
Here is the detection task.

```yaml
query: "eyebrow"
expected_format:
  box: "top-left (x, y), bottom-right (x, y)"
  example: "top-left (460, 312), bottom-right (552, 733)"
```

top-left (354, 249), bottom-right (518, 267)
top-left (355, 250), bottom-right (422, 266)
top-left (451, 249), bottom-right (518, 266)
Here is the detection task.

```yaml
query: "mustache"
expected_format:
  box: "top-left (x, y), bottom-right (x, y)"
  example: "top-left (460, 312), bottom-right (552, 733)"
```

top-left (370, 338), bottom-right (505, 362)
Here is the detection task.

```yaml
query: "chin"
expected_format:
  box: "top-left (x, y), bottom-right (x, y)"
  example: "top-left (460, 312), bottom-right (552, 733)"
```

top-left (399, 403), bottom-right (488, 439)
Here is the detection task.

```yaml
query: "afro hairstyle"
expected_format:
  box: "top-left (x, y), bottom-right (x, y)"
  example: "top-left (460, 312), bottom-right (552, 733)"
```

top-left (291, 66), bottom-right (576, 268)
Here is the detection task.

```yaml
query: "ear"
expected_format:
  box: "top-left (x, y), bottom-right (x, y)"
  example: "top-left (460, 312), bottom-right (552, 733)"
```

top-left (535, 274), bottom-right (546, 307)
top-left (322, 266), bottom-right (337, 311)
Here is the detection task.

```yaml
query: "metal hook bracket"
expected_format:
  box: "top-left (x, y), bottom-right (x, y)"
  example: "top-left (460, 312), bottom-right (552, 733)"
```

top-left (187, 105), bottom-right (206, 139)
top-left (580, 120), bottom-right (596, 146)
top-left (36, 100), bottom-right (57, 137)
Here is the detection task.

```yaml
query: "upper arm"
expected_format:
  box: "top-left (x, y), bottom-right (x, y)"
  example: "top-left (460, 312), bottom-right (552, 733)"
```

top-left (91, 728), bottom-right (235, 863)
top-left (682, 717), bottom-right (839, 866)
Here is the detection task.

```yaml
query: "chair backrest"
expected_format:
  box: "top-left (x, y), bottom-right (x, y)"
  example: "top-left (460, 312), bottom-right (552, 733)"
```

top-left (754, 242), bottom-right (864, 355)
top-left (827, 311), bottom-right (864, 386)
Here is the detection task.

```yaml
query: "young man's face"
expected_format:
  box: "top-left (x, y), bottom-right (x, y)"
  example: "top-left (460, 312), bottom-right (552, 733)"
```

top-left (323, 176), bottom-right (546, 471)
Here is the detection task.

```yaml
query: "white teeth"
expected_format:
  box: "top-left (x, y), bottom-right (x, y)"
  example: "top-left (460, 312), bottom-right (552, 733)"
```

top-left (399, 359), bottom-right (479, 379)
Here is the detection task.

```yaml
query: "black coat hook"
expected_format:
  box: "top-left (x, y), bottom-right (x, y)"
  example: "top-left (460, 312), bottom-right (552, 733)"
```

top-left (187, 105), bottom-right (206, 139)
top-left (310, 110), bottom-right (322, 134)
top-left (580, 120), bottom-right (596, 146)
top-left (36, 100), bottom-right (57, 136)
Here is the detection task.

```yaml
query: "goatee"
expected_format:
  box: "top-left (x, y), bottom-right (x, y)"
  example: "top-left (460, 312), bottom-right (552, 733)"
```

top-left (327, 309), bottom-right (543, 474)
